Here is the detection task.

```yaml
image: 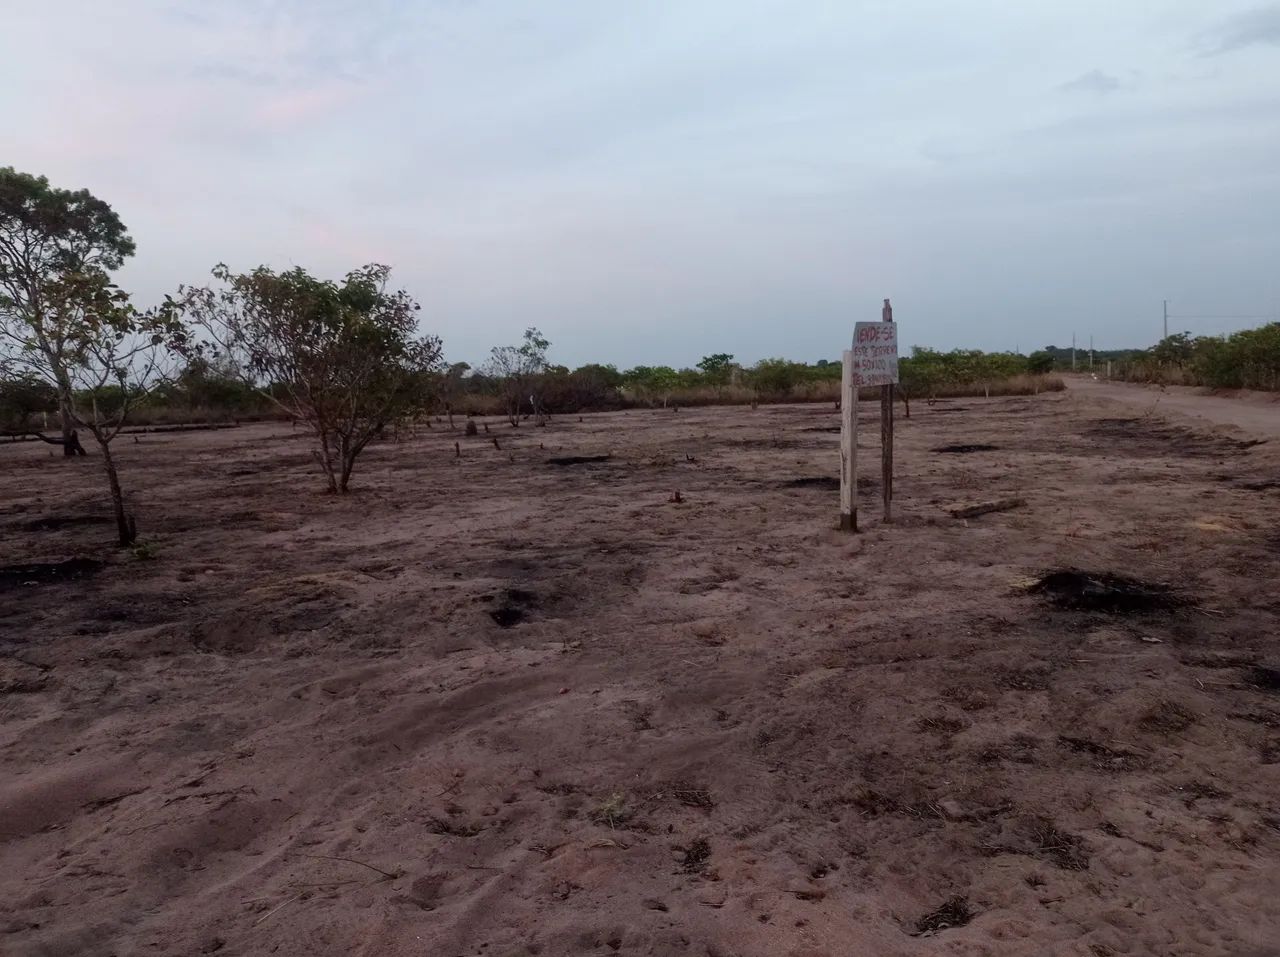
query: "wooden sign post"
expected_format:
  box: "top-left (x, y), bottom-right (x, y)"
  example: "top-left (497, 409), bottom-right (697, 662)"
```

top-left (839, 348), bottom-right (857, 531)
top-left (839, 300), bottom-right (898, 531)
top-left (880, 298), bottom-right (894, 523)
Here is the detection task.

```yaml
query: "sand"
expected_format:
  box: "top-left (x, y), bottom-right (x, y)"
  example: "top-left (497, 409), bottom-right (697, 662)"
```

top-left (2, 389), bottom-right (1279, 957)
top-left (1070, 377), bottom-right (1280, 441)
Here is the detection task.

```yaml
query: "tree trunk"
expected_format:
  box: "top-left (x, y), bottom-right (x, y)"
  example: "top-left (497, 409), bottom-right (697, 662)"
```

top-left (97, 437), bottom-right (136, 546)
top-left (315, 435), bottom-right (339, 493)
top-left (58, 397), bottom-right (86, 456)
top-left (339, 451), bottom-right (357, 493)
top-left (33, 334), bottom-right (84, 457)
top-left (337, 436), bottom-right (357, 494)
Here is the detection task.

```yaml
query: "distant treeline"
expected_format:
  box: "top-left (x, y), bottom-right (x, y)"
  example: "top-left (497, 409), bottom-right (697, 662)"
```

top-left (2, 347), bottom-right (1065, 429)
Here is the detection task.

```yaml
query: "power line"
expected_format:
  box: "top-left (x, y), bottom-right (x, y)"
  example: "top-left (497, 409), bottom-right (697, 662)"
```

top-left (1166, 314), bottom-right (1277, 320)
top-left (1161, 299), bottom-right (1279, 340)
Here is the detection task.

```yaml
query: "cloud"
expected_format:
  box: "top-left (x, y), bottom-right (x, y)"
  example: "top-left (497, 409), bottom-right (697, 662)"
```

top-left (252, 84), bottom-right (360, 128)
top-left (1200, 4), bottom-right (1280, 54)
top-left (1059, 69), bottom-right (1122, 94)
top-left (5, 1), bottom-right (1280, 364)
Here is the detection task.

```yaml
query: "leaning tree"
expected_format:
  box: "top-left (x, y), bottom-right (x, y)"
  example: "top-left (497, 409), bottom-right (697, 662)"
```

top-left (176, 263), bottom-right (443, 493)
top-left (0, 167), bottom-right (136, 456)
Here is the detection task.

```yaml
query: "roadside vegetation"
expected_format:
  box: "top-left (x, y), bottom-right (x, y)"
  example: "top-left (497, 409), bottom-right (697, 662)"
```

top-left (1114, 326), bottom-right (1280, 391)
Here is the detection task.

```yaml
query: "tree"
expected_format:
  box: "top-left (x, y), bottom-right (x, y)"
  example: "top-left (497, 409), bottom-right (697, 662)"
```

top-left (0, 168), bottom-right (136, 455)
top-left (173, 354), bottom-right (263, 416)
top-left (435, 361), bottom-right (471, 429)
top-left (40, 273), bottom-right (182, 544)
top-left (749, 358), bottom-right (802, 398)
top-left (696, 353), bottom-right (735, 391)
top-left (484, 327), bottom-right (550, 426)
top-left (177, 263), bottom-right (442, 494)
top-left (1027, 350), bottom-right (1054, 374)
top-left (623, 365), bottom-right (680, 407)
top-left (1151, 332), bottom-right (1195, 367)
top-left (565, 364), bottom-right (624, 410)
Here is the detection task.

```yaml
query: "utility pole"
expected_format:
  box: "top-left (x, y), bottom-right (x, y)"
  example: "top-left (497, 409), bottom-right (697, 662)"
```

top-left (1072, 332), bottom-right (1077, 371)
top-left (1089, 335), bottom-right (1094, 369)
top-left (1163, 300), bottom-right (1168, 341)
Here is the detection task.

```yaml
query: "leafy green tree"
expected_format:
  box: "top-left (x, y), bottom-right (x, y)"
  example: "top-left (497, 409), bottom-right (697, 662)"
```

top-left (1151, 333), bottom-right (1195, 366)
top-left (749, 358), bottom-right (803, 397)
top-left (177, 263), bottom-right (442, 493)
top-left (696, 353), bottom-right (735, 390)
top-left (564, 363), bottom-right (624, 410)
top-left (572, 363), bottom-right (623, 390)
top-left (623, 365), bottom-right (680, 406)
top-left (0, 168), bottom-right (136, 455)
top-left (1027, 350), bottom-right (1054, 374)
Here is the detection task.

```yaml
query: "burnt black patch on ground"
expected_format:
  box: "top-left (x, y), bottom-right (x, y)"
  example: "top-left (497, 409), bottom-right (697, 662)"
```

top-left (546, 454), bottom-right (612, 466)
top-left (489, 606), bottom-right (524, 627)
top-left (801, 426), bottom-right (842, 433)
top-left (1030, 570), bottom-right (1187, 614)
top-left (0, 558), bottom-right (103, 592)
top-left (1088, 418), bottom-right (1264, 458)
top-left (490, 588), bottom-right (539, 628)
top-left (678, 839), bottom-right (711, 874)
top-left (912, 896), bottom-right (973, 936)
top-left (1244, 666), bottom-right (1280, 694)
top-left (932, 444), bottom-right (999, 454)
top-left (781, 476), bottom-right (877, 491)
top-left (733, 438), bottom-right (803, 450)
top-left (17, 515), bottom-right (112, 532)
top-left (1238, 480), bottom-right (1280, 491)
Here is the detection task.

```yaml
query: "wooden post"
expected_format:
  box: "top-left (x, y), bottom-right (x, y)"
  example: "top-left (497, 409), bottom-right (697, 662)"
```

top-left (881, 298), bottom-right (894, 523)
top-left (840, 348), bottom-right (857, 532)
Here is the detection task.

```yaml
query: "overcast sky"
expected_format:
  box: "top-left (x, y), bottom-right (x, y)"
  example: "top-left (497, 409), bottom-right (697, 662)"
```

top-left (5, 2), bottom-right (1279, 367)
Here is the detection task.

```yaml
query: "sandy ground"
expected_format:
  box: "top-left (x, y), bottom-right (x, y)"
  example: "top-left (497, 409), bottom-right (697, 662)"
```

top-left (2, 388), bottom-right (1279, 957)
top-left (1069, 377), bottom-right (1280, 440)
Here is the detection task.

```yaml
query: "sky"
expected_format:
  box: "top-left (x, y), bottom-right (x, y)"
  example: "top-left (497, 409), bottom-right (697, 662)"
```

top-left (4, 1), bottom-right (1280, 368)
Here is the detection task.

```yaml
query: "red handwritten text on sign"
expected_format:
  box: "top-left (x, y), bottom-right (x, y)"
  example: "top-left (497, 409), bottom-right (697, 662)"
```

top-left (851, 321), bottom-right (899, 387)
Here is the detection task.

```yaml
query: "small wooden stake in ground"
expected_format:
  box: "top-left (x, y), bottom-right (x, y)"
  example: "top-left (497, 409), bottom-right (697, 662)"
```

top-left (840, 349), bottom-right (857, 532)
top-left (881, 298), bottom-right (894, 523)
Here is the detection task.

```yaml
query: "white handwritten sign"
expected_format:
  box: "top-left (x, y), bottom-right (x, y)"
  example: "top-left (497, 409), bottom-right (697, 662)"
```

top-left (851, 321), bottom-right (898, 387)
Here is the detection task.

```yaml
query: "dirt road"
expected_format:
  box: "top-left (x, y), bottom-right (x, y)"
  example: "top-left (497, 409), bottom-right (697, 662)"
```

top-left (1069, 376), bottom-right (1280, 440)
